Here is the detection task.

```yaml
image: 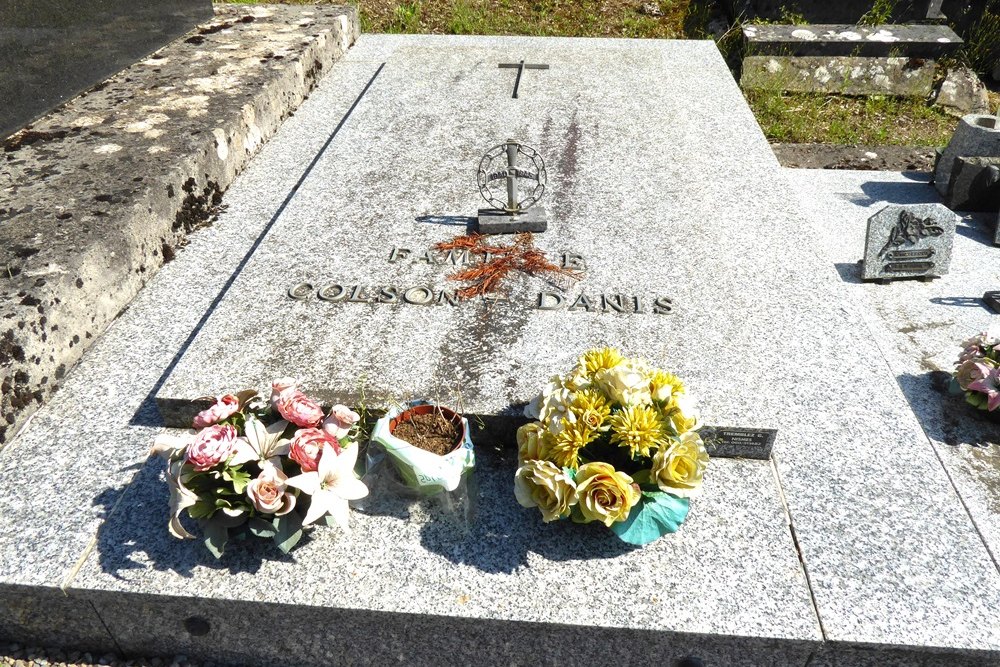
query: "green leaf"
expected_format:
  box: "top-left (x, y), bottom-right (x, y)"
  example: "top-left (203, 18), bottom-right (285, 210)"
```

top-left (188, 500), bottom-right (218, 520)
top-left (273, 512), bottom-right (304, 554)
top-left (610, 491), bottom-right (689, 546)
top-left (222, 467), bottom-right (251, 494)
top-left (202, 515), bottom-right (230, 559)
top-left (249, 517), bottom-right (278, 538)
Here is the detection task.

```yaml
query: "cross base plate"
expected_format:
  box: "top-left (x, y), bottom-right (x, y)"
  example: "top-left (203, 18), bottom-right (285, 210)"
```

top-left (477, 207), bottom-right (547, 234)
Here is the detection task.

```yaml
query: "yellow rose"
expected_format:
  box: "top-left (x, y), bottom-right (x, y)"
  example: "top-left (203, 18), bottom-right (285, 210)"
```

top-left (651, 432), bottom-right (709, 498)
top-left (517, 422), bottom-right (551, 463)
top-left (666, 394), bottom-right (700, 435)
top-left (514, 460), bottom-right (577, 522)
top-left (574, 462), bottom-right (640, 526)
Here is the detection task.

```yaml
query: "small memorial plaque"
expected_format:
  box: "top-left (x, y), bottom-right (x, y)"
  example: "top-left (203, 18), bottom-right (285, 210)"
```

top-left (994, 209), bottom-right (999, 247)
top-left (985, 291), bottom-right (1000, 314)
top-left (700, 426), bottom-right (776, 460)
top-left (861, 204), bottom-right (958, 282)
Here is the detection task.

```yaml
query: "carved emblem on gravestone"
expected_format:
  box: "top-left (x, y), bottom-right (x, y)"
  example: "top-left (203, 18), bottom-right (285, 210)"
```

top-left (476, 139), bottom-right (548, 234)
top-left (862, 204), bottom-right (958, 282)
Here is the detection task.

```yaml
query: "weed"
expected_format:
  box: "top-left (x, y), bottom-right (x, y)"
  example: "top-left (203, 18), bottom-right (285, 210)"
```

top-left (858, 0), bottom-right (896, 26)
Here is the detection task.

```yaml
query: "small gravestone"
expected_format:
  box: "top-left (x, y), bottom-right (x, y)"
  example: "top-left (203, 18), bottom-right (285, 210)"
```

top-left (984, 291), bottom-right (1000, 313)
top-left (862, 204), bottom-right (958, 281)
top-left (476, 139), bottom-right (548, 234)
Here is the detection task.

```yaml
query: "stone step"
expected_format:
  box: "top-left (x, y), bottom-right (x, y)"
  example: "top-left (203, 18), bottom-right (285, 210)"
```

top-left (743, 23), bottom-right (963, 58)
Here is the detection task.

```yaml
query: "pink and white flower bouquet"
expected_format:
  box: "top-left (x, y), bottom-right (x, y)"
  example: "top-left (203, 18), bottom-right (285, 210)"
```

top-left (953, 324), bottom-right (1000, 417)
top-left (151, 379), bottom-right (367, 557)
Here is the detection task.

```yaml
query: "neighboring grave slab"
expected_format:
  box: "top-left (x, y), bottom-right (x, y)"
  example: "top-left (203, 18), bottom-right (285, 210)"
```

top-left (0, 0), bottom-right (213, 138)
top-left (862, 204), bottom-right (957, 281)
top-left (742, 24), bottom-right (962, 58)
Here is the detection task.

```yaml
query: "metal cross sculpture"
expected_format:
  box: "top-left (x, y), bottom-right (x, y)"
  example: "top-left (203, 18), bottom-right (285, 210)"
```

top-left (498, 60), bottom-right (549, 99)
top-left (476, 139), bottom-right (548, 234)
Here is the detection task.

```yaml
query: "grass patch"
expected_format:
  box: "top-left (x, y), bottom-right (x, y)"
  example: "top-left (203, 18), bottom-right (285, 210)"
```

top-left (223, 0), bottom-right (708, 38)
top-left (745, 91), bottom-right (957, 146)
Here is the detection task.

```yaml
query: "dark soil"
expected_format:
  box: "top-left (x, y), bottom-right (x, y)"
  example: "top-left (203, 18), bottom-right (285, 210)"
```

top-left (772, 143), bottom-right (937, 172)
top-left (393, 411), bottom-right (460, 455)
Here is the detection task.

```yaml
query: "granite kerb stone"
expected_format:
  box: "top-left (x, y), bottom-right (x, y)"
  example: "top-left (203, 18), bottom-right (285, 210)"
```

top-left (742, 23), bottom-right (963, 58)
top-left (0, 3), bottom-right (360, 451)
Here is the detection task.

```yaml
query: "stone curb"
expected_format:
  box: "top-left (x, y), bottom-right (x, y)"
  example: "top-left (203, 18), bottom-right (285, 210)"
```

top-left (0, 4), bottom-right (360, 449)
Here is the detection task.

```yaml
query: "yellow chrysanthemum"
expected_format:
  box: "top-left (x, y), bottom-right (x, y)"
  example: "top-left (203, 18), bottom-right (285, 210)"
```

top-left (569, 389), bottom-right (612, 431)
top-left (649, 369), bottom-right (685, 404)
top-left (579, 347), bottom-right (624, 378)
top-left (609, 404), bottom-right (666, 459)
top-left (549, 420), bottom-right (598, 469)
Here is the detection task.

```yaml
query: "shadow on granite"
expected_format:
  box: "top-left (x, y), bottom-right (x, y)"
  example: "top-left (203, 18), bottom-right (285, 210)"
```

top-left (91, 456), bottom-right (299, 580)
top-left (929, 295), bottom-right (998, 310)
top-left (833, 262), bottom-right (864, 284)
top-left (896, 371), bottom-right (1000, 450)
top-left (92, 440), bottom-right (636, 581)
top-left (360, 443), bottom-right (639, 574)
top-left (414, 214), bottom-right (477, 231)
top-left (855, 175), bottom-right (939, 207)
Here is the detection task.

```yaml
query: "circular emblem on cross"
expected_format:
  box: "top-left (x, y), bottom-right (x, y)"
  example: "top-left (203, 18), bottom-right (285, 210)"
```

top-left (477, 139), bottom-right (546, 214)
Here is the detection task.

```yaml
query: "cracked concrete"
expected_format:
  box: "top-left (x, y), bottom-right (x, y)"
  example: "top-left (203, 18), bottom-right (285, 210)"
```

top-left (0, 4), bottom-right (360, 448)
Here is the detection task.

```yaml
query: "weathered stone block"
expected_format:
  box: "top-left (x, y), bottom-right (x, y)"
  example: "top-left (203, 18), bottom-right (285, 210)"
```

top-left (944, 155), bottom-right (1000, 211)
top-left (741, 55), bottom-right (935, 97)
top-left (933, 113), bottom-right (1000, 196)
top-left (933, 66), bottom-right (990, 116)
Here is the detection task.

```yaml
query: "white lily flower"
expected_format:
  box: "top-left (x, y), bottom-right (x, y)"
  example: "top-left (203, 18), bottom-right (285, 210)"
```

top-left (229, 416), bottom-right (291, 468)
top-left (286, 444), bottom-right (368, 528)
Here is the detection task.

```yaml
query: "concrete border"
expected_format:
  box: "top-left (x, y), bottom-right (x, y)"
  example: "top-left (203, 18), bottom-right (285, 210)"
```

top-left (0, 4), bottom-right (360, 449)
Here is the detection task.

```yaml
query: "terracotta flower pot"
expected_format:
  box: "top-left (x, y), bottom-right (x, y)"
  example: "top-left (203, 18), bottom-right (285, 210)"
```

top-left (371, 401), bottom-right (475, 495)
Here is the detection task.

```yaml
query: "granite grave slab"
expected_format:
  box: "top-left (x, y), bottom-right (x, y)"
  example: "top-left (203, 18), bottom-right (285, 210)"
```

top-left (2, 34), bottom-right (1000, 666)
top-left (0, 0), bottom-right (213, 139)
top-left (142, 34), bottom-right (1000, 660)
top-left (861, 203), bottom-right (958, 281)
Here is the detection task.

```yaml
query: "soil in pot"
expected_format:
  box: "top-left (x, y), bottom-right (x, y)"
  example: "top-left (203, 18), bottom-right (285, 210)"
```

top-left (393, 409), bottom-right (461, 455)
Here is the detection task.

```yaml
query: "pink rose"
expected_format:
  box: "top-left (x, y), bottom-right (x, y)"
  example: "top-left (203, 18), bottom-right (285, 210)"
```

top-left (270, 377), bottom-right (297, 406)
top-left (186, 424), bottom-right (237, 471)
top-left (289, 428), bottom-right (339, 472)
top-left (246, 464), bottom-right (296, 515)
top-left (322, 404), bottom-right (360, 440)
top-left (275, 390), bottom-right (324, 428)
top-left (192, 394), bottom-right (240, 429)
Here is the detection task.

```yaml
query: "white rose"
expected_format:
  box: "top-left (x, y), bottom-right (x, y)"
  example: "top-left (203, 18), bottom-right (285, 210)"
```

top-left (595, 361), bottom-right (652, 406)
